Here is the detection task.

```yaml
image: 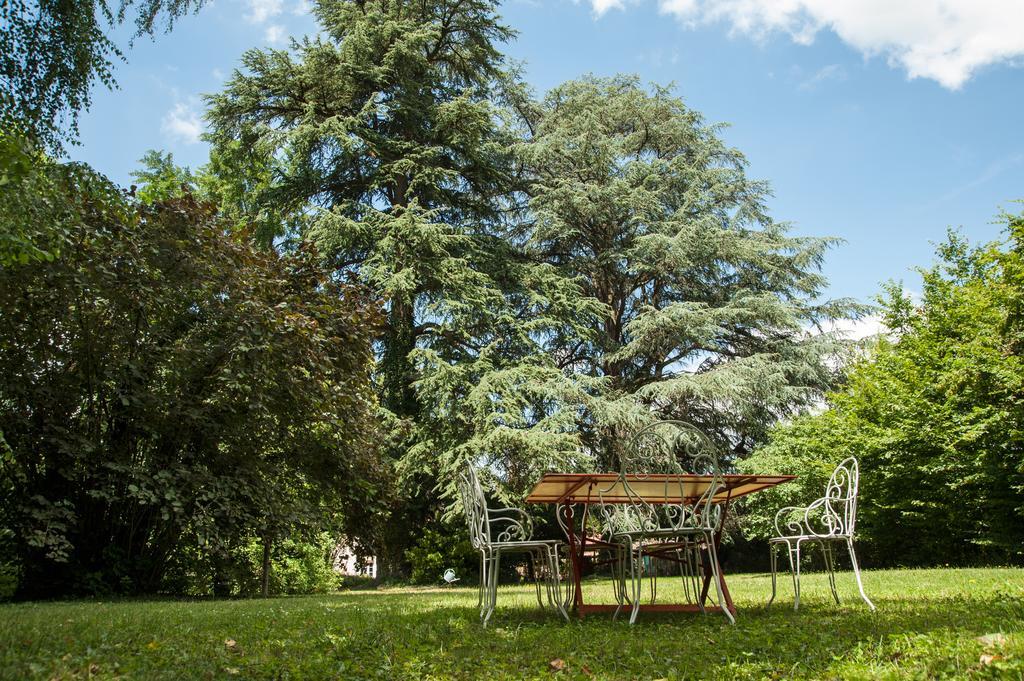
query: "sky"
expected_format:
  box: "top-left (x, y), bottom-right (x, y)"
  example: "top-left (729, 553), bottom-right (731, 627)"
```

top-left (69, 0), bottom-right (1024, 318)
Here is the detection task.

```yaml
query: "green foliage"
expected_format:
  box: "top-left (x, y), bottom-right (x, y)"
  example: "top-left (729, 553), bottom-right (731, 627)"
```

top-left (0, 1), bottom-right (207, 151)
top-left (0, 568), bottom-right (1022, 678)
top-left (405, 526), bottom-right (478, 585)
top-left (742, 213), bottom-right (1024, 565)
top-left (236, 533), bottom-right (340, 596)
top-left (0, 522), bottom-right (17, 600)
top-left (0, 158), bottom-right (382, 596)
top-left (0, 128), bottom-right (92, 266)
top-left (129, 149), bottom-right (195, 203)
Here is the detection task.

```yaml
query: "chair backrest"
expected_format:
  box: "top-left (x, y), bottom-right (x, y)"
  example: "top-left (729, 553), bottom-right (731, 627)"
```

top-left (458, 464), bottom-right (488, 550)
top-left (822, 456), bottom-right (860, 536)
top-left (597, 420), bottom-right (724, 535)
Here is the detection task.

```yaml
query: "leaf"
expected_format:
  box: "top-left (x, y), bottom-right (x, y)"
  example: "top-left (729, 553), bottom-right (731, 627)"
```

top-left (977, 633), bottom-right (1007, 648)
top-left (548, 659), bottom-right (566, 672)
top-left (979, 654), bottom-right (1003, 666)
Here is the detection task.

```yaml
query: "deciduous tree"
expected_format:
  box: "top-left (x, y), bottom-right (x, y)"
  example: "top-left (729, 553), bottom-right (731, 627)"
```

top-left (741, 214), bottom-right (1024, 565)
top-left (0, 163), bottom-right (382, 596)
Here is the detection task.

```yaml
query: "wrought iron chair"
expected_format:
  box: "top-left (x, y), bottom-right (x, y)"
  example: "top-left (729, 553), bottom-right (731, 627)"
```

top-left (458, 463), bottom-right (569, 626)
top-left (554, 501), bottom-right (652, 612)
top-left (768, 456), bottom-right (875, 611)
top-left (596, 420), bottom-right (733, 625)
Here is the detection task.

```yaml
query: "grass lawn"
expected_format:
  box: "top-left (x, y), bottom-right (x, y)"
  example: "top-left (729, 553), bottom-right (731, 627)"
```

top-left (1, 567), bottom-right (1023, 680)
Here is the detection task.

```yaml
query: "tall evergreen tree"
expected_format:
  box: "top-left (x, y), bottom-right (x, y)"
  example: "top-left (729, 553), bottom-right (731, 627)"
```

top-left (205, 0), bottom-right (526, 575)
top-left (516, 75), bottom-right (863, 463)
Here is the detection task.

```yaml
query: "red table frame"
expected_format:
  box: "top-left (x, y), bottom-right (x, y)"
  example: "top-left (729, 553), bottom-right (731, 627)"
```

top-left (526, 473), bottom-right (795, 618)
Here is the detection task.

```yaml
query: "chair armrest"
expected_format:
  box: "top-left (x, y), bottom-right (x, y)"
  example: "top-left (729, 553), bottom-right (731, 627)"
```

top-left (801, 496), bottom-right (845, 538)
top-left (487, 507), bottom-right (534, 542)
top-left (774, 505), bottom-right (809, 537)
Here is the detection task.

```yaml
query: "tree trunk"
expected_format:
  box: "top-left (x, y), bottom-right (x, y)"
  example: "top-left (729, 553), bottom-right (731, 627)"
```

top-left (261, 534), bottom-right (272, 597)
top-left (381, 297), bottom-right (418, 418)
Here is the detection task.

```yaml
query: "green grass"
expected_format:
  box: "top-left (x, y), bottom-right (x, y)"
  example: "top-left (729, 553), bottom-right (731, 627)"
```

top-left (2, 568), bottom-right (1023, 679)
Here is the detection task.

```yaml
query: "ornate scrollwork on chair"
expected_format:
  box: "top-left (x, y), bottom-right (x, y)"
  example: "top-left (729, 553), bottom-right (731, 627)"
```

top-left (458, 463), bottom-right (569, 626)
top-left (767, 457), bottom-right (875, 611)
top-left (596, 420), bottom-right (734, 625)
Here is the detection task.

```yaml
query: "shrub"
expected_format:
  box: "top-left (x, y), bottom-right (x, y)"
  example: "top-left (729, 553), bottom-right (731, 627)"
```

top-left (405, 526), bottom-right (478, 585)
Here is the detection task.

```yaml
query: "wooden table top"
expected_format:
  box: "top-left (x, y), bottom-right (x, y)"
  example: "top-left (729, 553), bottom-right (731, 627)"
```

top-left (525, 472), bottom-right (796, 505)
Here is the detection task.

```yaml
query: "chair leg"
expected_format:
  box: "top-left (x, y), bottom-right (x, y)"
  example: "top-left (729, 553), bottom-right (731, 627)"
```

top-left (691, 544), bottom-right (705, 615)
top-left (846, 538), bottom-right (876, 611)
top-left (483, 552), bottom-right (500, 627)
top-left (546, 546), bottom-right (570, 621)
top-left (785, 540), bottom-right (802, 611)
top-left (628, 543), bottom-right (643, 625)
top-left (612, 546), bottom-right (628, 620)
top-left (768, 541), bottom-right (778, 608)
top-left (479, 554), bottom-right (488, 621)
top-left (677, 548), bottom-right (692, 605)
top-left (706, 536), bottom-right (735, 625)
top-left (559, 544), bottom-right (574, 612)
top-left (649, 554), bottom-right (657, 605)
top-left (822, 542), bottom-right (840, 605)
top-left (540, 548), bottom-right (557, 611)
top-left (542, 550), bottom-right (556, 610)
top-left (531, 550), bottom-right (545, 608)
top-left (480, 553), bottom-right (491, 623)
top-left (477, 551), bottom-right (485, 609)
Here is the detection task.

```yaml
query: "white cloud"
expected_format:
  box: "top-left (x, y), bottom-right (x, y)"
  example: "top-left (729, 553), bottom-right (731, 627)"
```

top-left (819, 315), bottom-right (887, 341)
top-left (798, 63), bottom-right (846, 90)
top-left (939, 152), bottom-right (1024, 202)
top-left (265, 24), bottom-right (287, 44)
top-left (161, 101), bottom-right (203, 145)
top-left (586, 0), bottom-right (1024, 89)
top-left (578, 0), bottom-right (628, 16)
top-left (245, 0), bottom-right (283, 24)
top-left (636, 47), bottom-right (681, 67)
top-left (292, 0), bottom-right (313, 14)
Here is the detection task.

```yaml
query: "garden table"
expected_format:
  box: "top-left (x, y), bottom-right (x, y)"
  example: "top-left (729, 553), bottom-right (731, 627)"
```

top-left (526, 472), bottom-right (795, 618)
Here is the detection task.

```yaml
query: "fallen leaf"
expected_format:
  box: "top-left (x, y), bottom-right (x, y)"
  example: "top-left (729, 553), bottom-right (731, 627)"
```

top-left (224, 639), bottom-right (237, 649)
top-left (225, 666), bottom-right (240, 675)
top-left (979, 654), bottom-right (1003, 666)
top-left (89, 663), bottom-right (100, 675)
top-left (581, 664), bottom-right (592, 676)
top-left (549, 658), bottom-right (566, 672)
top-left (977, 633), bottom-right (1007, 648)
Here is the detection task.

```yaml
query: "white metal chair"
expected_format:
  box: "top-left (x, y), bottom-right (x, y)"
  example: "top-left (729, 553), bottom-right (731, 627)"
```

top-left (458, 464), bottom-right (569, 626)
top-left (768, 456), bottom-right (875, 611)
top-left (597, 421), bottom-right (734, 625)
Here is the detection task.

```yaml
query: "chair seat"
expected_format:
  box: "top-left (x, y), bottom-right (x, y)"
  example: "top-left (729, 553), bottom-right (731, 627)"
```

top-left (770, 533), bottom-right (850, 543)
top-left (610, 527), bottom-right (710, 541)
top-left (489, 539), bottom-right (563, 551)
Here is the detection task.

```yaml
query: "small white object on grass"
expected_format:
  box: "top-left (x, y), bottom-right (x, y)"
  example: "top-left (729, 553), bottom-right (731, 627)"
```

top-left (442, 569), bottom-right (459, 585)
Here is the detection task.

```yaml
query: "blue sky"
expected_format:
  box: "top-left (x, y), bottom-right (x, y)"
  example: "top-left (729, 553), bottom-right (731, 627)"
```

top-left (69, 0), bottom-right (1024, 317)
